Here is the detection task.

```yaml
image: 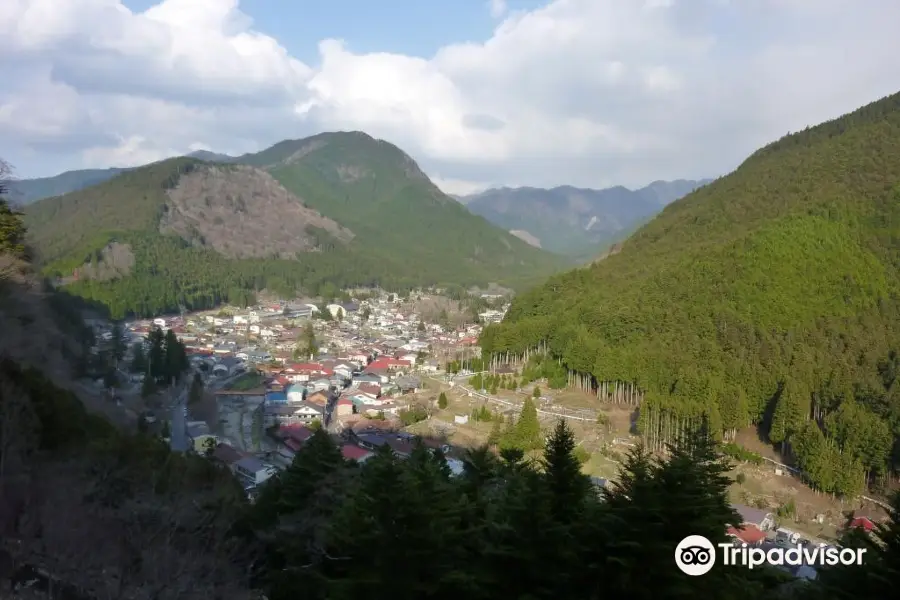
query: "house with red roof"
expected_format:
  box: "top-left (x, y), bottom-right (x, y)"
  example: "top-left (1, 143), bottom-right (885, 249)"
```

top-left (341, 443), bottom-right (373, 463)
top-left (726, 525), bottom-right (767, 546)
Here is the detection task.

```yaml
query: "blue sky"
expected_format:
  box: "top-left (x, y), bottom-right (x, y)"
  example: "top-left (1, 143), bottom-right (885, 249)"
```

top-left (123, 0), bottom-right (543, 63)
top-left (2, 0), bottom-right (899, 192)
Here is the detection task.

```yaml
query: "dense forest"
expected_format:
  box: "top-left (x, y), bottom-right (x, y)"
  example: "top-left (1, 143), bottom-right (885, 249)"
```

top-left (480, 92), bottom-right (900, 497)
top-left (3, 182), bottom-right (900, 598)
top-left (22, 134), bottom-right (564, 318)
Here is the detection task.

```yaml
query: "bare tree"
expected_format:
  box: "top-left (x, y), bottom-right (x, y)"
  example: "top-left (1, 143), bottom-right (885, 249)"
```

top-left (0, 158), bottom-right (10, 196)
top-left (16, 446), bottom-right (260, 600)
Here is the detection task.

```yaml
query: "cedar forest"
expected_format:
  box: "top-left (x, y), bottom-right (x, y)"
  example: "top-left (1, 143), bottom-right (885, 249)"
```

top-left (481, 92), bottom-right (900, 499)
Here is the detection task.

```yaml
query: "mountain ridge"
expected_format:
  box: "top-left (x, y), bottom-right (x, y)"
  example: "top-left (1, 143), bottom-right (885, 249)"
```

top-left (459, 179), bottom-right (711, 257)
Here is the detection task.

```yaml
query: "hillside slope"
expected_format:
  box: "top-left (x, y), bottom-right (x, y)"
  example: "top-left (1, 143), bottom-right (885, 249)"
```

top-left (482, 92), bottom-right (900, 490)
top-left (240, 132), bottom-right (563, 282)
top-left (462, 180), bottom-right (710, 257)
top-left (9, 167), bottom-right (126, 205)
top-left (24, 135), bottom-right (563, 317)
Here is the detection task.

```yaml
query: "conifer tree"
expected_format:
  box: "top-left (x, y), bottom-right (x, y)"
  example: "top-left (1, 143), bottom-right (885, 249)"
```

top-left (542, 419), bottom-right (592, 521)
top-left (514, 397), bottom-right (542, 451)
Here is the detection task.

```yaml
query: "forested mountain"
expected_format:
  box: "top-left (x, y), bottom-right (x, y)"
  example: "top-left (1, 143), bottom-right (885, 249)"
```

top-left (8, 167), bottom-right (127, 205)
top-left (481, 91), bottom-right (900, 496)
top-left (461, 179), bottom-right (711, 258)
top-left (23, 133), bottom-right (564, 317)
top-left (4, 183), bottom-right (899, 598)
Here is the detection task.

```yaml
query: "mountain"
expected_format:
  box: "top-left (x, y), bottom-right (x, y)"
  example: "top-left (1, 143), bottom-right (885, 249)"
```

top-left (8, 167), bottom-right (126, 205)
top-left (10, 151), bottom-right (237, 206)
top-left (481, 92), bottom-right (900, 493)
top-left (24, 132), bottom-right (564, 317)
top-left (461, 180), bottom-right (711, 257)
top-left (186, 150), bottom-right (237, 162)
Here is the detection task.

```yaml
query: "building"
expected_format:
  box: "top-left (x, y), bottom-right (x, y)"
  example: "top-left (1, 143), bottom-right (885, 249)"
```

top-left (732, 504), bottom-right (776, 531)
top-left (335, 397), bottom-right (353, 418)
top-left (266, 390), bottom-right (287, 403)
top-left (186, 421), bottom-right (216, 454)
top-left (340, 443), bottom-right (373, 462)
top-left (264, 402), bottom-right (324, 427)
top-left (286, 383), bottom-right (307, 403)
top-left (231, 456), bottom-right (277, 486)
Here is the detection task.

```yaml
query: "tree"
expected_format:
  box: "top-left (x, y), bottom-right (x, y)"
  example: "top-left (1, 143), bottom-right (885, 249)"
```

top-left (417, 321), bottom-right (425, 332)
top-left (294, 321), bottom-right (319, 360)
top-left (360, 306), bottom-right (371, 321)
top-left (130, 341), bottom-right (146, 373)
top-left (515, 397), bottom-right (543, 451)
top-left (533, 386), bottom-right (541, 399)
top-left (163, 328), bottom-right (189, 385)
top-left (102, 365), bottom-right (118, 390)
top-left (542, 420), bottom-right (592, 521)
top-left (188, 372), bottom-right (203, 405)
top-left (0, 159), bottom-right (26, 257)
top-left (487, 418), bottom-right (503, 447)
top-left (438, 392), bottom-right (448, 409)
top-left (147, 327), bottom-right (165, 381)
top-left (140, 373), bottom-right (155, 398)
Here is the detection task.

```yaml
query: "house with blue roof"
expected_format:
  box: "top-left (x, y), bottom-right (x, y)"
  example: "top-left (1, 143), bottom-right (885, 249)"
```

top-left (266, 390), bottom-right (287, 403)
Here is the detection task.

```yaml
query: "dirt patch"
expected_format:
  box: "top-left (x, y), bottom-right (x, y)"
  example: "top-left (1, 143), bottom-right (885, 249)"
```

top-left (733, 427), bottom-right (786, 463)
top-left (336, 164), bottom-right (367, 183)
top-left (73, 241), bottom-right (134, 282)
top-left (282, 140), bottom-right (327, 165)
top-left (160, 165), bottom-right (354, 259)
top-left (509, 229), bottom-right (542, 248)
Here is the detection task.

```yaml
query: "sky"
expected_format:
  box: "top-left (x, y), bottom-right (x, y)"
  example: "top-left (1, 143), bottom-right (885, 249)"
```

top-left (1, 0), bottom-right (899, 195)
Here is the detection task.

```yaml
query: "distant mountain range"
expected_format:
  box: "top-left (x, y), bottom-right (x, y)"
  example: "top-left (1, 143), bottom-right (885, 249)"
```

top-left (7, 150), bottom-right (239, 205)
top-left (458, 179), bottom-right (713, 258)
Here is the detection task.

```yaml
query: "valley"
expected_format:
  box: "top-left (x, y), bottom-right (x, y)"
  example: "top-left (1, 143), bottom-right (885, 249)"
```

top-left (460, 179), bottom-right (711, 258)
top-left (5, 2), bottom-right (900, 599)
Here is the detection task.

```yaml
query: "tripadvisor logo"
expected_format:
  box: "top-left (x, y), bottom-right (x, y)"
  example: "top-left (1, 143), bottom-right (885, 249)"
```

top-left (674, 535), bottom-right (866, 576)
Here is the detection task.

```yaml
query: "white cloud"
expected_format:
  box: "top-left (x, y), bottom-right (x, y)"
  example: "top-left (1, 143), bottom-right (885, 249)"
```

top-left (1, 0), bottom-right (899, 189)
top-left (488, 0), bottom-right (508, 19)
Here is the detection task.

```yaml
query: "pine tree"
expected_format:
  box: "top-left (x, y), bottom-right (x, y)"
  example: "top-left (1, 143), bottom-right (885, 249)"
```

top-left (542, 419), bottom-right (592, 521)
top-left (438, 392), bottom-right (448, 409)
top-left (163, 328), bottom-right (188, 385)
top-left (147, 327), bottom-right (165, 381)
top-left (130, 342), bottom-right (146, 373)
top-left (487, 418), bottom-right (503, 447)
top-left (514, 397), bottom-right (542, 451)
top-left (110, 322), bottom-right (126, 363)
top-left (188, 372), bottom-right (203, 405)
top-left (140, 372), bottom-right (155, 398)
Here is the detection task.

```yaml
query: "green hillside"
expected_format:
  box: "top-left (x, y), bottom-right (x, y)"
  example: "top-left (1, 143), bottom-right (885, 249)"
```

top-left (24, 135), bottom-right (563, 317)
top-left (255, 132), bottom-right (562, 285)
top-left (482, 92), bottom-right (900, 495)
